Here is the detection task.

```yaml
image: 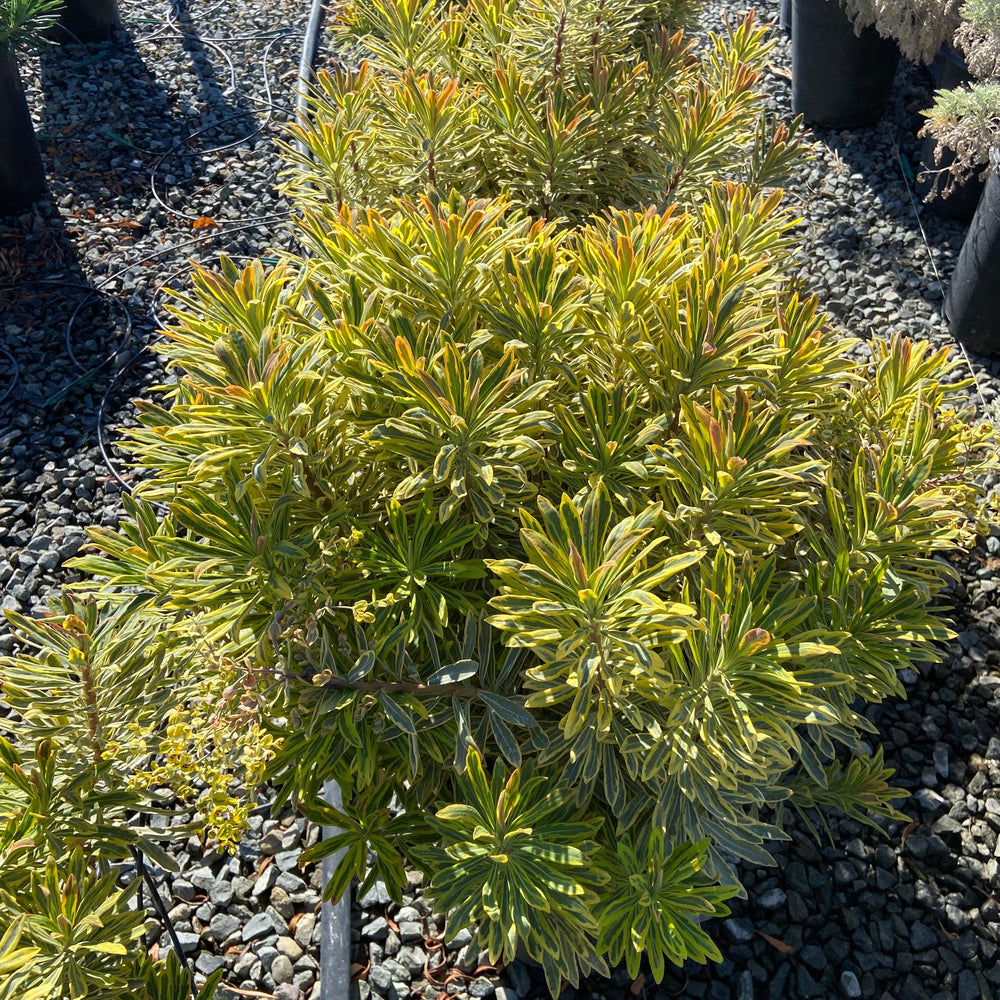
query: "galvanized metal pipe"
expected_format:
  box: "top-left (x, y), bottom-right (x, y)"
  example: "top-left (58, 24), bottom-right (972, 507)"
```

top-left (294, 3), bottom-right (351, 998)
top-left (320, 779), bottom-right (351, 1000)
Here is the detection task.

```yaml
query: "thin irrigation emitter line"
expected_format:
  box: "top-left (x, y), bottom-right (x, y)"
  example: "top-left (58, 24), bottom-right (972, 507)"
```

top-left (130, 844), bottom-right (199, 995)
top-left (888, 124), bottom-right (988, 414)
top-left (2, 0), bottom-right (300, 416)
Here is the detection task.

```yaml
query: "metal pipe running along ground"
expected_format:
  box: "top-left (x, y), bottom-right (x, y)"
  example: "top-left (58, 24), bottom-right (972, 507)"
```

top-left (293, 0), bottom-right (352, 997)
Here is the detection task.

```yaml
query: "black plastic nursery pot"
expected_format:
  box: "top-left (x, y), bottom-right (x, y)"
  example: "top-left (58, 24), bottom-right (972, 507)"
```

top-left (781, 0), bottom-right (792, 36)
top-left (791, 0), bottom-right (900, 129)
top-left (945, 157), bottom-right (1000, 357)
top-left (0, 49), bottom-right (46, 217)
top-left (917, 136), bottom-right (986, 224)
top-left (917, 47), bottom-right (985, 224)
top-left (930, 43), bottom-right (973, 91)
top-left (50, 0), bottom-right (121, 43)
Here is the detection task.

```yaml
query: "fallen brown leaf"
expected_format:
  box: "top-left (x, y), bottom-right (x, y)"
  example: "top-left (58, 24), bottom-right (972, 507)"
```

top-left (215, 983), bottom-right (274, 998)
top-left (936, 920), bottom-right (958, 941)
top-left (758, 931), bottom-right (797, 955)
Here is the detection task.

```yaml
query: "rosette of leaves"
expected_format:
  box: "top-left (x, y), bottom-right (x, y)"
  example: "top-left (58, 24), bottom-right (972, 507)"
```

top-left (0, 0), bottom-right (59, 47)
top-left (418, 750), bottom-right (612, 991)
top-left (5, 0), bottom-right (998, 990)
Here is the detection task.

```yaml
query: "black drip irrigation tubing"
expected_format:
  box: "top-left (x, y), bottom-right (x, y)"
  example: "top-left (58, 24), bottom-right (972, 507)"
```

top-left (3, 275), bottom-right (133, 380)
top-left (131, 845), bottom-right (199, 996)
top-left (1, 0), bottom-right (332, 994)
top-left (290, 0), bottom-right (353, 997)
top-left (281, 0), bottom-right (355, 993)
top-left (296, 0), bottom-right (327, 155)
top-left (0, 278), bottom-right (133, 409)
top-left (1, 0), bottom-right (301, 428)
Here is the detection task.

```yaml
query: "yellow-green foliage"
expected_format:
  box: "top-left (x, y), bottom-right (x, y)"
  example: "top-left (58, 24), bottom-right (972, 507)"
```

top-left (282, 0), bottom-right (802, 219)
top-left (2, 0), bottom-right (996, 994)
top-left (0, 597), bottom-right (232, 999)
top-left (63, 190), bottom-right (996, 990)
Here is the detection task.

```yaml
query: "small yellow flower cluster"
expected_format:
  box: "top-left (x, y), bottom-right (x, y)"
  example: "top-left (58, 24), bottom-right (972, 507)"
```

top-left (352, 592), bottom-right (396, 624)
top-left (130, 651), bottom-right (281, 852)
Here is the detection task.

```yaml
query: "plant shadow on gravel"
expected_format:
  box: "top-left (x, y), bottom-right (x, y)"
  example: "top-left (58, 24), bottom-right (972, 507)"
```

top-left (0, 0), bottom-right (290, 512)
top-left (0, 32), bottom-right (175, 560)
top-left (1, 13), bottom-right (290, 592)
top-left (784, 58), bottom-right (975, 339)
top-left (34, 13), bottom-right (265, 227)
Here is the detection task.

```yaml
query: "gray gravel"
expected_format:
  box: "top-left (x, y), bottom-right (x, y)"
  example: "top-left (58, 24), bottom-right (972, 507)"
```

top-left (3, 0), bottom-right (1000, 999)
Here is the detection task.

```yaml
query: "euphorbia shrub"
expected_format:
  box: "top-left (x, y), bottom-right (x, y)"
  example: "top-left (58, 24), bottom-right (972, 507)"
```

top-left (282, 0), bottom-right (803, 217)
top-left (64, 193), bottom-right (996, 988)
top-left (3, 0), bottom-right (997, 994)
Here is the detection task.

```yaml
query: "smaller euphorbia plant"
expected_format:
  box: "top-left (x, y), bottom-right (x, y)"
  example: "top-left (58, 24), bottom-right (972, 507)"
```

top-left (0, 596), bottom-right (231, 999)
top-left (282, 0), bottom-right (803, 219)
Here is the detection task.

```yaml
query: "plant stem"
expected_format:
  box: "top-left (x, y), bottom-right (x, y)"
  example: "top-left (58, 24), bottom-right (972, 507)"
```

top-left (553, 7), bottom-right (566, 82)
top-left (80, 653), bottom-right (103, 768)
top-left (319, 675), bottom-right (480, 699)
top-left (590, 0), bottom-right (605, 68)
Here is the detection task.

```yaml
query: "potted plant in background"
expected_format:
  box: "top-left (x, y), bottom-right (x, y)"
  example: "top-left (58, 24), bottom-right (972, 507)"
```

top-left (922, 0), bottom-right (1000, 195)
top-left (921, 0), bottom-right (1000, 353)
top-left (839, 0), bottom-right (964, 62)
top-left (0, 0), bottom-right (60, 215)
top-left (914, 41), bottom-right (985, 220)
top-left (792, 0), bottom-right (963, 127)
top-left (49, 0), bottom-right (119, 42)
